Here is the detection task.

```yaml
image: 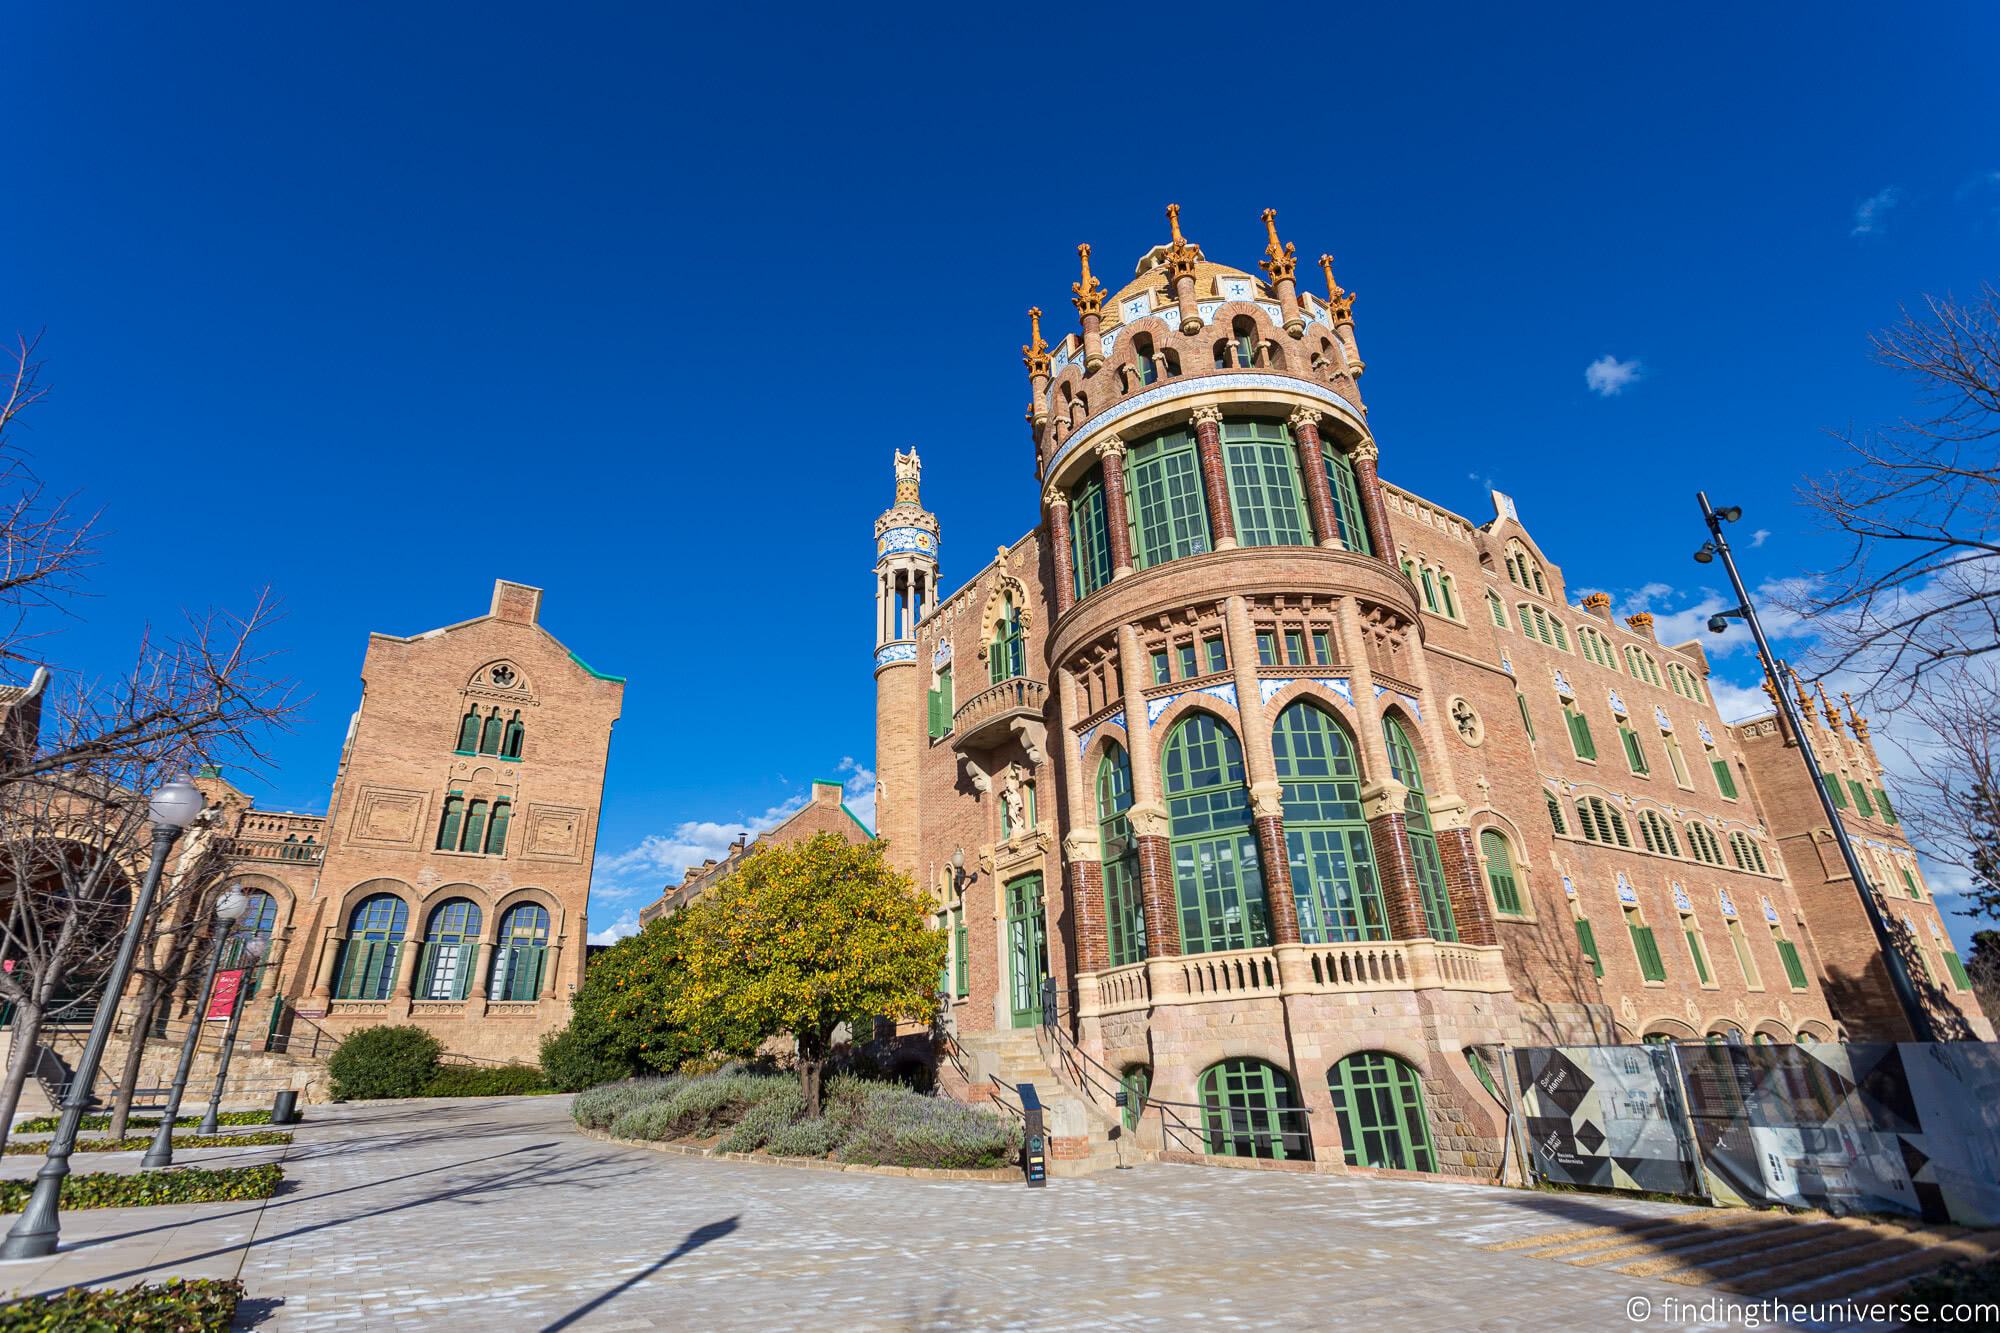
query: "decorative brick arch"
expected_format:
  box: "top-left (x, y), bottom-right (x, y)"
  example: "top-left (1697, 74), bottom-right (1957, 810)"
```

top-left (336, 877), bottom-right (415, 921)
top-left (1262, 679), bottom-right (1378, 781)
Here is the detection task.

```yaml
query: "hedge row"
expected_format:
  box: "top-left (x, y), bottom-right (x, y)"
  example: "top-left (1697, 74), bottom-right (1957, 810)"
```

top-left (327, 1025), bottom-right (553, 1099)
top-left (0, 1164), bottom-right (283, 1213)
top-left (2, 1131), bottom-right (294, 1156)
top-left (422, 1063), bottom-right (552, 1098)
top-left (0, 1279), bottom-right (244, 1332)
top-left (11, 1109), bottom-right (275, 1134)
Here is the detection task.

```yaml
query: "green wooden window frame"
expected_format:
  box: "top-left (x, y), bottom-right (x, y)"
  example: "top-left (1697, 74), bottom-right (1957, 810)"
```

top-left (1311, 630), bottom-right (1332, 665)
top-left (1178, 643), bottom-right (1199, 680)
top-left (478, 709), bottom-right (503, 755)
top-left (1564, 702), bottom-right (1597, 761)
top-left (1901, 866), bottom-right (1924, 900)
top-left (1384, 716), bottom-right (1457, 941)
top-left (501, 713), bottom-right (524, 760)
top-left (990, 597), bottom-right (1026, 684)
top-left (456, 708), bottom-right (480, 753)
top-left (1327, 1052), bottom-right (1435, 1173)
top-left (1098, 744), bottom-right (1146, 967)
top-left (418, 898), bottom-right (483, 1001)
top-left (220, 891), bottom-right (279, 999)
top-left (485, 799), bottom-right (511, 855)
top-left (1481, 829), bottom-right (1523, 916)
top-left (1848, 781), bottom-right (1875, 817)
top-left (1005, 873), bottom-right (1049, 1028)
top-left (1151, 650), bottom-right (1171, 684)
top-left (1822, 771), bottom-right (1848, 809)
top-left (1126, 428), bottom-right (1211, 569)
top-left (461, 799), bottom-right (488, 853)
top-left (333, 894), bottom-right (409, 1001)
top-left (1199, 1058), bottom-right (1309, 1161)
top-left (1274, 702), bottom-right (1387, 943)
top-left (1944, 949), bottom-right (1972, 992)
top-left (436, 794), bottom-right (465, 851)
top-left (1256, 631), bottom-right (1277, 665)
top-left (1619, 724), bottom-right (1649, 775)
top-left (1627, 915), bottom-right (1667, 982)
top-left (1574, 916), bottom-right (1604, 976)
top-left (1283, 629), bottom-right (1306, 666)
top-left (1684, 920), bottom-right (1712, 984)
top-left (928, 665), bottom-right (955, 740)
top-left (1222, 421), bottom-right (1311, 548)
top-left (1322, 445), bottom-right (1373, 555)
top-left (490, 903), bottom-right (551, 1002)
top-left (1775, 935), bottom-right (1810, 990)
top-left (1710, 750), bottom-right (1738, 799)
top-left (1205, 637), bottom-right (1228, 674)
top-left (953, 906), bottom-right (968, 997)
top-left (1164, 712), bottom-right (1270, 954)
top-left (1120, 1066), bottom-right (1151, 1130)
top-left (1875, 788), bottom-right (1898, 824)
top-left (1070, 468), bottom-right (1114, 599)
top-left (1487, 592), bottom-right (1509, 629)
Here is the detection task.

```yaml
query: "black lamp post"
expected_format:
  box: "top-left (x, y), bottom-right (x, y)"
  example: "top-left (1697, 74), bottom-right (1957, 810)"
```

top-left (142, 885), bottom-right (248, 1168)
top-left (1693, 493), bottom-right (1935, 1042)
top-left (197, 934), bottom-right (267, 1135)
top-left (1, 778), bottom-right (206, 1260)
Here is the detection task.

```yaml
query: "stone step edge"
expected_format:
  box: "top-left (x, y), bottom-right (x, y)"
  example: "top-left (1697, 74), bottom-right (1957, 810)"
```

top-left (575, 1124), bottom-right (1021, 1182)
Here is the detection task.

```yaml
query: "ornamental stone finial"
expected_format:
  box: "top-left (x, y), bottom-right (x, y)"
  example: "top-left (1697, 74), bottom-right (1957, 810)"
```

top-left (1022, 306), bottom-right (1051, 378)
top-left (1287, 406), bottom-right (1322, 431)
top-left (1168, 203), bottom-right (1186, 247)
top-left (1351, 437), bottom-right (1380, 464)
top-left (1259, 208), bottom-right (1297, 281)
top-left (1072, 243), bottom-right (1105, 317)
top-left (893, 447), bottom-right (922, 506)
top-left (1094, 433), bottom-right (1127, 462)
top-left (1043, 483), bottom-right (1069, 511)
top-left (1188, 405), bottom-right (1223, 429)
top-left (1319, 253), bottom-right (1356, 322)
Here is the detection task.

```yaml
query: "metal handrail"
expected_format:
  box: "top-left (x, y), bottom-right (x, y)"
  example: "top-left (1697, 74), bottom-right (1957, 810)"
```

top-left (264, 996), bottom-right (338, 1059)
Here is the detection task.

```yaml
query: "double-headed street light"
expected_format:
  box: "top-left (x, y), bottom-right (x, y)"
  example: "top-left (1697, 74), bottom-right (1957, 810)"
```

top-left (1, 778), bottom-right (207, 1261)
top-left (1694, 494), bottom-right (1935, 1043)
top-left (198, 933), bottom-right (269, 1136)
top-left (142, 885), bottom-right (249, 1169)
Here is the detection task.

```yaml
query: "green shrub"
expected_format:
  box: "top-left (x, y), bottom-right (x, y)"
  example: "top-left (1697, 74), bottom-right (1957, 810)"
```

top-left (763, 1116), bottom-right (840, 1159)
top-left (0, 1278), bottom-right (244, 1331)
top-left (328, 1025), bottom-right (442, 1100)
top-left (421, 1063), bottom-right (551, 1097)
top-left (574, 1077), bottom-right (682, 1131)
top-left (10, 1109), bottom-right (275, 1135)
top-left (837, 1085), bottom-right (1022, 1170)
top-left (539, 1022), bottom-right (633, 1092)
top-left (609, 1072), bottom-right (794, 1142)
top-left (3, 1131), bottom-right (293, 1156)
top-left (716, 1086), bottom-right (806, 1153)
top-left (0, 1164), bottom-right (283, 1212)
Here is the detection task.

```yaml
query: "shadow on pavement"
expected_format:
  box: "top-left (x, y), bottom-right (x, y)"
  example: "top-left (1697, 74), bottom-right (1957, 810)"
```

top-left (540, 1215), bottom-right (741, 1331)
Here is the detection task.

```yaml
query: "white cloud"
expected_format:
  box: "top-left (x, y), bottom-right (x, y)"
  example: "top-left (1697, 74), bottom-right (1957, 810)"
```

top-left (1851, 186), bottom-right (1903, 236)
top-left (1584, 355), bottom-right (1641, 397)
top-left (1706, 677), bottom-right (1775, 725)
top-left (1750, 529), bottom-right (1771, 548)
top-left (588, 913), bottom-right (640, 947)
top-left (835, 755), bottom-right (877, 831)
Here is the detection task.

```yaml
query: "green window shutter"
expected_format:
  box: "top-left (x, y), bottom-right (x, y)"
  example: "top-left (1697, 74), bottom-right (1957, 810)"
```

top-left (1776, 938), bottom-right (1809, 989)
top-left (927, 688), bottom-right (940, 739)
top-left (1901, 867), bottom-right (1923, 900)
top-left (1481, 831), bottom-right (1521, 915)
top-left (1516, 693), bottom-right (1535, 742)
top-left (1488, 593), bottom-right (1508, 629)
top-left (1875, 788), bottom-right (1897, 824)
top-left (1823, 772), bottom-right (1847, 809)
top-left (1686, 928), bottom-right (1711, 984)
top-left (1567, 708), bottom-right (1596, 760)
top-left (1574, 918), bottom-right (1604, 976)
top-left (1629, 923), bottom-right (1666, 982)
top-left (486, 801), bottom-right (510, 855)
top-left (953, 908), bottom-right (968, 996)
top-left (1944, 950), bottom-right (1972, 991)
top-left (1711, 757), bottom-right (1738, 799)
top-left (1620, 726), bottom-right (1647, 774)
top-left (1849, 781), bottom-right (1874, 816)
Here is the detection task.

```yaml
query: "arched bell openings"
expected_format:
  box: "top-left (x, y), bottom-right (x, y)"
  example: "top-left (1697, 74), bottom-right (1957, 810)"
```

top-left (1161, 711), bottom-right (1270, 954)
top-left (1271, 701), bottom-right (1386, 943)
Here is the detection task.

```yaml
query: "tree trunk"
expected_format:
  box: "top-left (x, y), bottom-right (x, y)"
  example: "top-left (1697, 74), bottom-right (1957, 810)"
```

top-left (107, 975), bottom-right (164, 1140)
top-left (0, 1004), bottom-right (46, 1155)
top-left (797, 1030), bottom-right (828, 1119)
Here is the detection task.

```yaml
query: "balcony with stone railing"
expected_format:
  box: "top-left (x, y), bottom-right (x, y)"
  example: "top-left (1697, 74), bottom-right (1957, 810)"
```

top-left (1078, 938), bottom-right (1509, 1020)
top-left (950, 675), bottom-right (1047, 755)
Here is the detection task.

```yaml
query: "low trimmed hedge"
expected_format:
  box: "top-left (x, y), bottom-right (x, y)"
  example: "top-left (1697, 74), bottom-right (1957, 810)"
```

top-left (0, 1164), bottom-right (283, 1213)
top-left (329, 1025), bottom-right (442, 1100)
top-left (3, 1131), bottom-right (294, 1156)
top-left (421, 1063), bottom-right (553, 1098)
top-left (11, 1109), bottom-right (275, 1134)
top-left (0, 1278), bottom-right (243, 1331)
top-left (577, 1069), bottom-right (1021, 1171)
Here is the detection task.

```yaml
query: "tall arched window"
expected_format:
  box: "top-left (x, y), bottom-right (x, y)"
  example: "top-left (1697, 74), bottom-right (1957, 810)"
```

top-left (989, 594), bottom-right (1025, 684)
top-left (478, 708), bottom-right (503, 755)
top-left (1223, 420), bottom-right (1310, 548)
top-left (1069, 465), bottom-right (1114, 599)
top-left (1133, 333), bottom-right (1160, 385)
top-left (1125, 428), bottom-right (1211, 569)
top-left (436, 795), bottom-right (465, 852)
top-left (456, 706), bottom-right (480, 753)
top-left (220, 890), bottom-right (280, 995)
top-left (1163, 712), bottom-right (1268, 953)
top-left (419, 899), bottom-right (483, 1001)
top-left (461, 799), bottom-right (489, 853)
top-left (489, 903), bottom-right (551, 1001)
top-left (1198, 1058), bottom-right (1309, 1161)
top-left (501, 712), bottom-right (524, 760)
top-left (1383, 716), bottom-right (1458, 941)
top-left (1327, 1052), bottom-right (1436, 1172)
top-left (1272, 702), bottom-right (1385, 943)
top-left (485, 799), bottom-right (512, 855)
top-left (1322, 444), bottom-right (1372, 555)
top-left (1481, 830), bottom-right (1524, 916)
top-left (333, 894), bottom-right (409, 1001)
top-left (1097, 744), bottom-right (1145, 967)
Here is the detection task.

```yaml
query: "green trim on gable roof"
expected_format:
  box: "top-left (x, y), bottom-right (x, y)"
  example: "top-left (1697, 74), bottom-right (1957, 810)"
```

top-left (840, 804), bottom-right (875, 839)
top-left (566, 649), bottom-right (626, 683)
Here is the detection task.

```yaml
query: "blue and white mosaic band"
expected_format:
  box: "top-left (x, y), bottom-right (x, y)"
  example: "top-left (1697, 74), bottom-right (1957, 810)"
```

top-left (877, 527), bottom-right (938, 558)
top-left (873, 642), bottom-right (917, 669)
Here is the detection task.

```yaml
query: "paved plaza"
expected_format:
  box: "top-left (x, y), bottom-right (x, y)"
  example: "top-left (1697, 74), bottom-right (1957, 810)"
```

top-left (0, 1094), bottom-right (1939, 1329)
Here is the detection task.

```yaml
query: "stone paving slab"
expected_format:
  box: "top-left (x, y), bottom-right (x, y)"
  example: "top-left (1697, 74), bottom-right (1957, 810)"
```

top-left (0, 1095), bottom-right (1857, 1329)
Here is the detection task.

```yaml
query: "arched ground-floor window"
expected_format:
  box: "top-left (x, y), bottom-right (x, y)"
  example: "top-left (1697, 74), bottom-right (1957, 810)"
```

top-left (334, 895), bottom-right (408, 1001)
top-left (489, 903), bottom-right (550, 1001)
top-left (1120, 1066), bottom-right (1151, 1131)
top-left (419, 899), bottom-right (483, 1000)
top-left (1198, 1058), bottom-right (1310, 1161)
top-left (220, 889), bottom-right (280, 998)
top-left (1326, 1051), bottom-right (1436, 1173)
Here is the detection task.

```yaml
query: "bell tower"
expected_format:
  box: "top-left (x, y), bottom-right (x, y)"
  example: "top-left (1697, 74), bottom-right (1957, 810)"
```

top-left (872, 448), bottom-right (939, 870)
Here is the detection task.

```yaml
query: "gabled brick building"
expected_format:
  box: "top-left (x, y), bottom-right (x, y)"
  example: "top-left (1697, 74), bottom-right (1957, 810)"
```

top-left (874, 206), bottom-right (1992, 1177)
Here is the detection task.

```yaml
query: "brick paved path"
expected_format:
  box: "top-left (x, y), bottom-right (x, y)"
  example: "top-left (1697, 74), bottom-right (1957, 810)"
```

top-left (0, 1095), bottom-right (1844, 1329)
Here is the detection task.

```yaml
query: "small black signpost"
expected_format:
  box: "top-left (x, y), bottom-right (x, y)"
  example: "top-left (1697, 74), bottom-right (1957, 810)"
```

top-left (1019, 1083), bottom-right (1047, 1187)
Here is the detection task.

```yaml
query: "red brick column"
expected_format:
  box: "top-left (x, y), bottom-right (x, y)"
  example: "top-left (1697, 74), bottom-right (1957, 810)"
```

top-left (1045, 487), bottom-right (1075, 617)
top-left (1254, 813), bottom-right (1300, 945)
top-left (1068, 854), bottom-right (1107, 973)
top-left (1289, 409), bottom-right (1341, 549)
top-left (1351, 438), bottom-right (1395, 561)
top-left (1432, 824), bottom-right (1497, 946)
top-left (1366, 803), bottom-right (1431, 940)
top-left (1136, 831), bottom-right (1182, 956)
top-left (1097, 436), bottom-right (1134, 577)
top-left (1190, 406), bottom-right (1235, 548)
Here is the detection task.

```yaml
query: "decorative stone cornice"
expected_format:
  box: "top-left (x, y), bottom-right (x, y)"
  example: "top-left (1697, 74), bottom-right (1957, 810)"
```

top-left (1188, 405), bottom-right (1223, 429)
top-left (1427, 794), bottom-right (1472, 832)
top-left (1062, 831), bottom-right (1099, 863)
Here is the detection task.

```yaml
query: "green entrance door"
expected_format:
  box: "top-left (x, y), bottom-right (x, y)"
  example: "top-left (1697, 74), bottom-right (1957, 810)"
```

top-left (1006, 874), bottom-right (1048, 1028)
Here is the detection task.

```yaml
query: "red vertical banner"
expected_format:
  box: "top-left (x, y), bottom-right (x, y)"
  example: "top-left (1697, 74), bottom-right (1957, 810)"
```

top-left (207, 968), bottom-right (246, 1020)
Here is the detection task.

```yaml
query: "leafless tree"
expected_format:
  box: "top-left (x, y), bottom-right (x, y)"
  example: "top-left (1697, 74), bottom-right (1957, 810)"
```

top-left (1795, 286), bottom-right (2000, 704)
top-left (1874, 661), bottom-right (2000, 922)
top-left (0, 337), bottom-right (296, 1146)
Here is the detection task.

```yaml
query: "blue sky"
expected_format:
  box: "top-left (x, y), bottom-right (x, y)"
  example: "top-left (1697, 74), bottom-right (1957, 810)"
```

top-left (8, 5), bottom-right (1998, 949)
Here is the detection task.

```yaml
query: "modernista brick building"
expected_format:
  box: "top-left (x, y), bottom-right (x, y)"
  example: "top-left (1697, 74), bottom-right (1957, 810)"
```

top-left (875, 206), bottom-right (1991, 1177)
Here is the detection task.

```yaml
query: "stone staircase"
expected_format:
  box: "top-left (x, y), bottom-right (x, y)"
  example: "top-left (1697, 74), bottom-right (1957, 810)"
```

top-left (945, 1026), bottom-right (1133, 1176)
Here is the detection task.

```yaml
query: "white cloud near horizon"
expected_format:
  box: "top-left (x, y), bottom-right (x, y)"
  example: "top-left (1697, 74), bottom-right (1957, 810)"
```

top-left (1851, 186), bottom-right (1903, 236)
top-left (1584, 355), bottom-right (1641, 397)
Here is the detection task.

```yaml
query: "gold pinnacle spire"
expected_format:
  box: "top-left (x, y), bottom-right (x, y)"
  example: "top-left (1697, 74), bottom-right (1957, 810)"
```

top-left (1789, 667), bottom-right (1813, 716)
top-left (1319, 253), bottom-right (1340, 300)
top-left (1814, 680), bottom-right (1839, 727)
top-left (1259, 208), bottom-right (1297, 280)
top-left (1021, 306), bottom-right (1051, 378)
top-left (1071, 243), bottom-right (1104, 316)
top-left (1167, 203), bottom-right (1185, 247)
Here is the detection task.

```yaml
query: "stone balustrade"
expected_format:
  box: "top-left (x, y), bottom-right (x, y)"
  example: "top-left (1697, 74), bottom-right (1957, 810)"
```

top-left (1077, 938), bottom-right (1509, 1017)
top-left (950, 675), bottom-right (1047, 751)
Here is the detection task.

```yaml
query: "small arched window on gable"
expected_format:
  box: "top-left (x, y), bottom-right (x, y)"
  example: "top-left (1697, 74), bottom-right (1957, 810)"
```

top-left (1231, 315), bottom-right (1258, 368)
top-left (502, 711), bottom-right (525, 760)
top-left (457, 706), bottom-right (481, 754)
top-left (479, 708), bottom-right (503, 755)
top-left (990, 593), bottom-right (1026, 684)
top-left (1134, 333), bottom-right (1160, 386)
